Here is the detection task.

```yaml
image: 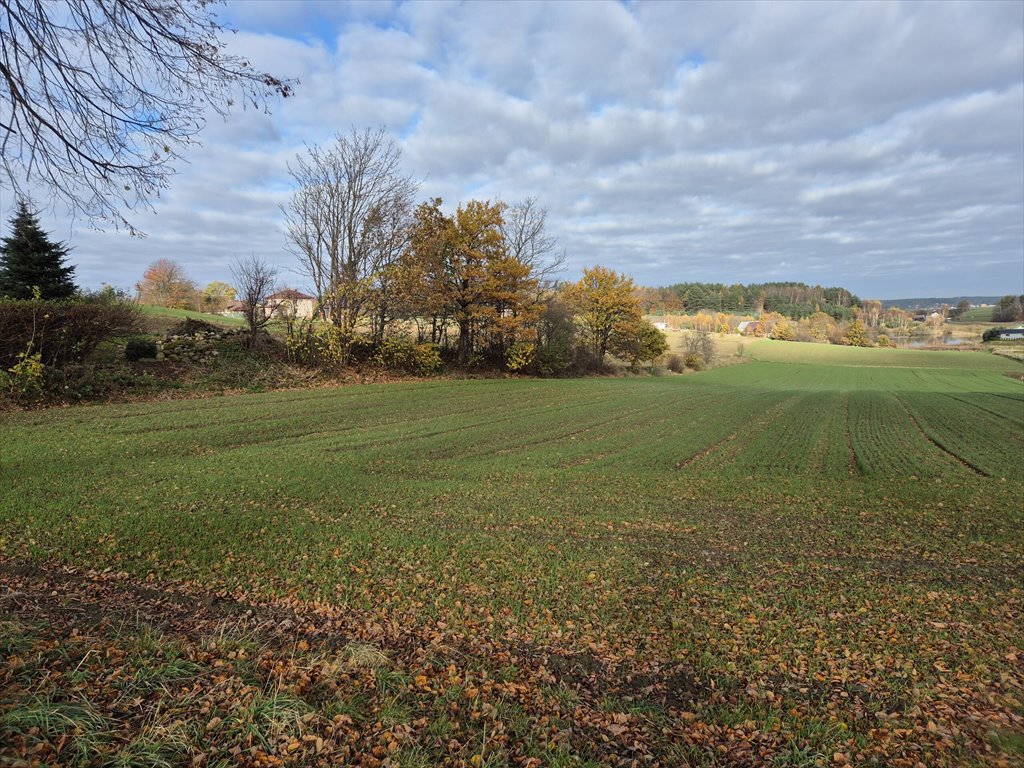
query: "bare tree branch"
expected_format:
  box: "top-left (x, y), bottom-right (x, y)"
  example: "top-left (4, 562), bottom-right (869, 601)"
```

top-left (0, 0), bottom-right (293, 234)
top-left (281, 128), bottom-right (417, 336)
top-left (500, 196), bottom-right (565, 290)
top-left (231, 254), bottom-right (277, 340)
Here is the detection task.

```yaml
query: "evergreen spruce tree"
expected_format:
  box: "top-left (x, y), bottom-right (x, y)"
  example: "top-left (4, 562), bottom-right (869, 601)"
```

top-left (0, 201), bottom-right (77, 299)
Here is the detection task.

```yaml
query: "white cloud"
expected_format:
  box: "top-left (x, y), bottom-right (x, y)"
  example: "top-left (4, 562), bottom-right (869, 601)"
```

top-left (2, 0), bottom-right (1021, 298)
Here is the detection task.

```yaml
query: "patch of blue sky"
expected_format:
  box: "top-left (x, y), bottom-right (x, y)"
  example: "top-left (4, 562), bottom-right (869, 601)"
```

top-left (127, 110), bottom-right (168, 133)
top-left (398, 114), bottom-right (422, 141)
top-left (220, 1), bottom-right (390, 48)
top-left (679, 51), bottom-right (706, 70)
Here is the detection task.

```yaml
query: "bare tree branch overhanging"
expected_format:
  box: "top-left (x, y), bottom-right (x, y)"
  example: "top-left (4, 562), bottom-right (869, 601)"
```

top-left (0, 0), bottom-right (293, 234)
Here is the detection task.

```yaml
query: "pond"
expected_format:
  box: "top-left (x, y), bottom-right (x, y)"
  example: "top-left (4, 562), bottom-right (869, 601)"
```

top-left (907, 336), bottom-right (971, 348)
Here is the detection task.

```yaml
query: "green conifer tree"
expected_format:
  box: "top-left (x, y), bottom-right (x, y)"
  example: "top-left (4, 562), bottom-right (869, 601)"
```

top-left (0, 201), bottom-right (77, 299)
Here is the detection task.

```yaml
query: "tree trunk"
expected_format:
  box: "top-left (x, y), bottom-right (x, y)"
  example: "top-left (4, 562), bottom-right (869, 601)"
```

top-left (457, 316), bottom-right (472, 365)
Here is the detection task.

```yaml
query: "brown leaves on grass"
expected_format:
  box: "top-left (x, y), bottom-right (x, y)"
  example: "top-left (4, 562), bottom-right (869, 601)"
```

top-left (1, 558), bottom-right (1022, 767)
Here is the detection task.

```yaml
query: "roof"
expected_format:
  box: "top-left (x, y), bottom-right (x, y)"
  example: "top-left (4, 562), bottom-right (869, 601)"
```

top-left (267, 289), bottom-right (314, 301)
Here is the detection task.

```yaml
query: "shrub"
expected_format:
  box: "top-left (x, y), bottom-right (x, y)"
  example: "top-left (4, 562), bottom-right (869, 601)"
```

top-left (769, 320), bottom-right (795, 341)
top-left (666, 353), bottom-right (686, 373)
top-left (684, 353), bottom-right (704, 371)
top-left (841, 319), bottom-right (871, 347)
top-left (0, 348), bottom-right (45, 401)
top-left (0, 298), bottom-right (139, 369)
top-left (410, 343), bottom-right (442, 375)
top-left (370, 336), bottom-right (442, 375)
top-left (347, 336), bottom-right (376, 364)
top-left (535, 341), bottom-right (573, 377)
top-left (81, 285), bottom-right (132, 304)
top-left (683, 330), bottom-right (716, 368)
top-left (124, 337), bottom-right (158, 361)
top-left (285, 324), bottom-right (353, 370)
top-left (167, 318), bottom-right (219, 337)
top-left (505, 342), bottom-right (535, 373)
top-left (373, 336), bottom-right (416, 370)
top-left (43, 363), bottom-right (163, 402)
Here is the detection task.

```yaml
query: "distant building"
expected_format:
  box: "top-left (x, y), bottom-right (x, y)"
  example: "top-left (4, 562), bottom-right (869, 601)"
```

top-left (996, 327), bottom-right (1024, 340)
top-left (652, 321), bottom-right (668, 330)
top-left (264, 289), bottom-right (317, 320)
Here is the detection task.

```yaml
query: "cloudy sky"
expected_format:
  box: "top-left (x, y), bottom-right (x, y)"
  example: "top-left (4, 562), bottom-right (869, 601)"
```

top-left (4, 0), bottom-right (1023, 299)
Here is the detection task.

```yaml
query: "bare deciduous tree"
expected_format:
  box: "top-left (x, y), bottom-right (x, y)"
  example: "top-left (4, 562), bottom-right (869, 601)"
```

top-left (683, 329), bottom-right (717, 367)
top-left (231, 255), bottom-right (277, 340)
top-left (500, 197), bottom-right (564, 290)
top-left (0, 0), bottom-right (292, 233)
top-left (282, 128), bottom-right (417, 335)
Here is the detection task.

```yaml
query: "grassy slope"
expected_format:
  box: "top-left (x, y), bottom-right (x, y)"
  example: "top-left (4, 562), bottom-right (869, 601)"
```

top-left (138, 304), bottom-right (247, 330)
top-left (957, 306), bottom-right (998, 322)
top-left (1, 355), bottom-right (1022, 765)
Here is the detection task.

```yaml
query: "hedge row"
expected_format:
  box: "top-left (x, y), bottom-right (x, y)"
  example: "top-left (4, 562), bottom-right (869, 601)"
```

top-left (0, 299), bottom-right (139, 369)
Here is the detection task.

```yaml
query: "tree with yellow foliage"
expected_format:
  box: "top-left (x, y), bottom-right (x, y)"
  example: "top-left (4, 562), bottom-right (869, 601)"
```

top-left (842, 318), bottom-right (871, 347)
top-left (562, 266), bottom-right (642, 363)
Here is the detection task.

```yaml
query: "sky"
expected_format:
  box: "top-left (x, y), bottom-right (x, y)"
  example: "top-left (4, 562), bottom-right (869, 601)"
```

top-left (2, 0), bottom-right (1023, 300)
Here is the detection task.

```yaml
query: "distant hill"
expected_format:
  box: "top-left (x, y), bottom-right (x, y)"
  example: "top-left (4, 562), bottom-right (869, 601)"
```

top-left (881, 296), bottom-right (1003, 309)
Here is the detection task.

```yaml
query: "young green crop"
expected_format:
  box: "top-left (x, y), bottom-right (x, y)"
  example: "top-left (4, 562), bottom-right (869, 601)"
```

top-left (1, 348), bottom-right (1021, 766)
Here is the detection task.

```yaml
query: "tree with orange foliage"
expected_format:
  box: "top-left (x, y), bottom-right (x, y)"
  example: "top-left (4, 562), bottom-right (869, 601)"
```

top-left (402, 199), bottom-right (538, 366)
top-left (806, 311), bottom-right (838, 343)
top-left (135, 259), bottom-right (196, 308)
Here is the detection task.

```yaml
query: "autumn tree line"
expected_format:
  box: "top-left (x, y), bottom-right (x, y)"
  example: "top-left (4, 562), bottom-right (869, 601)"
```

top-left (638, 284), bottom-right (1024, 346)
top-left (656, 304), bottom-right (920, 347)
top-left (135, 259), bottom-right (237, 315)
top-left (132, 130), bottom-right (667, 376)
top-left (128, 128), bottom-right (1024, 367)
top-left (264, 128), bottom-right (668, 375)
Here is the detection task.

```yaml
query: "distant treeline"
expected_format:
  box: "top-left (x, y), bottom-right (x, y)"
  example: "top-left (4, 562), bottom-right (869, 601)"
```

top-left (638, 281), bottom-right (861, 321)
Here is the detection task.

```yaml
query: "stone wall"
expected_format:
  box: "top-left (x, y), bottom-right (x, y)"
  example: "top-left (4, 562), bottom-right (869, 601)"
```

top-left (157, 328), bottom-right (245, 363)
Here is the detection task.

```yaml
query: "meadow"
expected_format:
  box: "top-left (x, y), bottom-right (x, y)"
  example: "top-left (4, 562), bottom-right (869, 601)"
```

top-left (137, 304), bottom-right (248, 332)
top-left (0, 343), bottom-right (1021, 767)
top-left (955, 307), bottom-right (999, 323)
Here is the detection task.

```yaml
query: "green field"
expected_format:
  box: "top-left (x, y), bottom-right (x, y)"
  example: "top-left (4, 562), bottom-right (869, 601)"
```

top-left (745, 337), bottom-right (1010, 369)
top-left (1, 346), bottom-right (1022, 766)
top-left (138, 303), bottom-right (247, 330)
top-left (955, 306), bottom-right (998, 322)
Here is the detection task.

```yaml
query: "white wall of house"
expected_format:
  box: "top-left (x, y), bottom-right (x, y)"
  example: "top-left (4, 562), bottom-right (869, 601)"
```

top-left (265, 297), bottom-right (317, 320)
